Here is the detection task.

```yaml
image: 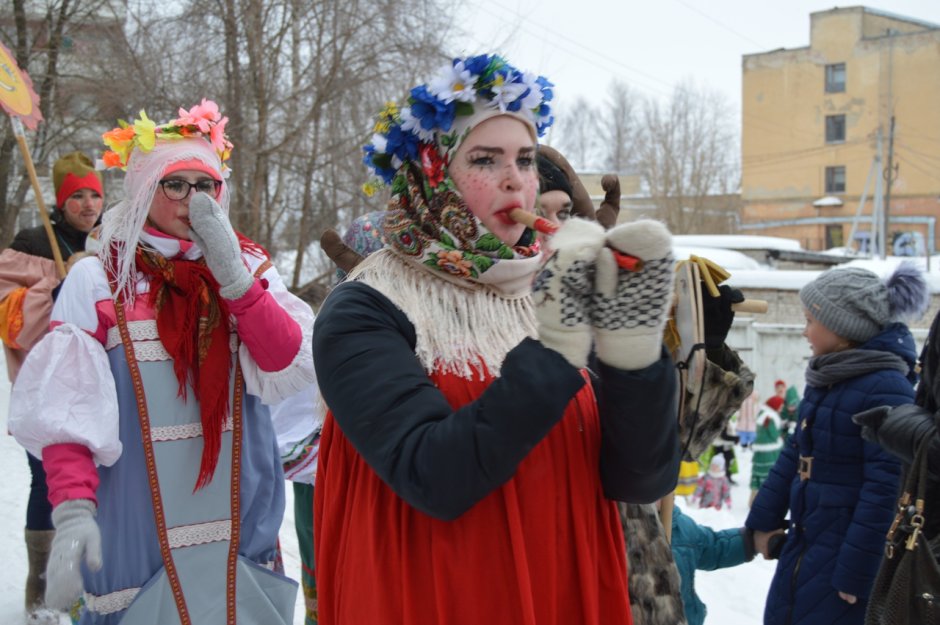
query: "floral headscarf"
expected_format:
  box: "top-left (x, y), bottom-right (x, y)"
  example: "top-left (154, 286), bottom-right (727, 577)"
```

top-left (362, 55), bottom-right (555, 286)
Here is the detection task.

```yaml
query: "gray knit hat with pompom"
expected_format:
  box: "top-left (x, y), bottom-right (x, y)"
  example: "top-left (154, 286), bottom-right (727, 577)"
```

top-left (799, 263), bottom-right (929, 343)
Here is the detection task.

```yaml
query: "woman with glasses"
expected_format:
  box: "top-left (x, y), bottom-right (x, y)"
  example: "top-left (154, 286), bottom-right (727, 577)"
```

top-left (10, 100), bottom-right (316, 625)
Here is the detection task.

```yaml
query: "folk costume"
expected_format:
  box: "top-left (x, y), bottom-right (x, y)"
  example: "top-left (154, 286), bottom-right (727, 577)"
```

top-left (750, 406), bottom-right (783, 492)
top-left (747, 265), bottom-right (927, 625)
top-left (271, 382), bottom-right (323, 625)
top-left (0, 150), bottom-right (103, 622)
top-left (314, 55), bottom-right (681, 625)
top-left (10, 102), bottom-right (315, 625)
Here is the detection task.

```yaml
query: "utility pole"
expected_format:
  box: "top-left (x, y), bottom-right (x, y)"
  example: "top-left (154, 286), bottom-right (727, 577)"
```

top-left (873, 127), bottom-right (884, 258)
top-left (883, 115), bottom-right (897, 259)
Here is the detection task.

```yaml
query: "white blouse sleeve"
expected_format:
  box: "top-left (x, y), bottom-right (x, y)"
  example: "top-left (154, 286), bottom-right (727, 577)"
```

top-left (238, 257), bottom-right (317, 405)
top-left (10, 322), bottom-right (122, 466)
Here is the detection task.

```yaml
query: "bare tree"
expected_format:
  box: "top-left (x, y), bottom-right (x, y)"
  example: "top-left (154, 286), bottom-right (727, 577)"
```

top-left (555, 96), bottom-right (602, 171)
top-left (601, 80), bottom-right (639, 174)
top-left (635, 80), bottom-right (739, 233)
top-left (0, 0), bottom-right (118, 246)
top-left (2, 0), bottom-right (455, 305)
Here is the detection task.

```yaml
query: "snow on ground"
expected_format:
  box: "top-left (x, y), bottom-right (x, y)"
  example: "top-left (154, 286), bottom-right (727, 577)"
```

top-left (683, 447), bottom-right (778, 624)
top-left (0, 365), bottom-right (776, 624)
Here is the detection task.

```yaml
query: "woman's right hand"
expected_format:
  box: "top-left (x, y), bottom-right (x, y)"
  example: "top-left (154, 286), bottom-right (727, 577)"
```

top-left (752, 528), bottom-right (786, 559)
top-left (532, 218), bottom-right (606, 369)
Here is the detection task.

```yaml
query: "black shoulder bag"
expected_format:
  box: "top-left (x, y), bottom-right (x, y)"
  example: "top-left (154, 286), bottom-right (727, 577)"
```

top-left (866, 436), bottom-right (940, 624)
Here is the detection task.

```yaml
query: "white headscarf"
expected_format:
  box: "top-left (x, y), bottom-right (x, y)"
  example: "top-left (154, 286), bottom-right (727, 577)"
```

top-left (98, 138), bottom-right (230, 304)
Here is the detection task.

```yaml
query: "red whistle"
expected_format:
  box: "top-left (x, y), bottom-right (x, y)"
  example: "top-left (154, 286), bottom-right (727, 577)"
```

top-left (509, 209), bottom-right (644, 272)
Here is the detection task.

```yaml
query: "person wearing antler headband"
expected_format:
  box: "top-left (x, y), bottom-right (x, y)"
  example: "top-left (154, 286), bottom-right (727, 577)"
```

top-left (313, 54), bottom-right (681, 625)
top-left (9, 100), bottom-right (316, 624)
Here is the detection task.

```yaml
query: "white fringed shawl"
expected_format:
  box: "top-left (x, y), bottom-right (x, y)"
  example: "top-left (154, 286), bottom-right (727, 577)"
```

top-left (346, 248), bottom-right (540, 380)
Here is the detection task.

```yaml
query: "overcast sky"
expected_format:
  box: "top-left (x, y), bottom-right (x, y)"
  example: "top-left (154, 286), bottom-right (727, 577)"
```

top-left (452, 1), bottom-right (940, 119)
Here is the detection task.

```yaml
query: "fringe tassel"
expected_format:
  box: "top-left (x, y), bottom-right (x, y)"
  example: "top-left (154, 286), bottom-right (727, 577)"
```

top-left (348, 250), bottom-right (538, 380)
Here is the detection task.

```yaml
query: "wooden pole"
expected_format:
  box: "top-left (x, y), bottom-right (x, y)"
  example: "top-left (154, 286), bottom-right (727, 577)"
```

top-left (10, 116), bottom-right (66, 278)
top-left (660, 492), bottom-right (675, 543)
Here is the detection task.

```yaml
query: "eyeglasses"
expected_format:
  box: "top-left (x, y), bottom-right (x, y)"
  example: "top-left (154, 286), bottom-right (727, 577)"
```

top-left (158, 178), bottom-right (222, 201)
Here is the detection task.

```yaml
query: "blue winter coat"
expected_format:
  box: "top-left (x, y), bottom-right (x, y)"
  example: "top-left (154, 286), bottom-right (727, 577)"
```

top-left (746, 323), bottom-right (915, 625)
top-left (671, 506), bottom-right (754, 625)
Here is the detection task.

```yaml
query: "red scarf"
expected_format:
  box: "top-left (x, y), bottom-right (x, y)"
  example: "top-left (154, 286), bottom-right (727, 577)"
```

top-left (135, 247), bottom-right (232, 491)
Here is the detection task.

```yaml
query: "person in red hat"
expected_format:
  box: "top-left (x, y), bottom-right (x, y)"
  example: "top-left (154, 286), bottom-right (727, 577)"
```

top-left (0, 150), bottom-right (104, 623)
top-left (765, 379), bottom-right (787, 412)
top-left (9, 151), bottom-right (104, 262)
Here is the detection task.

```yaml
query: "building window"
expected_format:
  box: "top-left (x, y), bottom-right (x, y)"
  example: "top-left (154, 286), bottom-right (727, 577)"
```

top-left (825, 115), bottom-right (846, 143)
top-left (825, 224), bottom-right (844, 249)
top-left (825, 166), bottom-right (846, 193)
top-left (825, 63), bottom-right (846, 93)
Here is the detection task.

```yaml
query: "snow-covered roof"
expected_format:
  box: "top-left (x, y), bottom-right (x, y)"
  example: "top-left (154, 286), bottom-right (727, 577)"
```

top-left (672, 235), bottom-right (803, 252)
top-left (726, 255), bottom-right (940, 292)
top-left (673, 246), bottom-right (764, 271)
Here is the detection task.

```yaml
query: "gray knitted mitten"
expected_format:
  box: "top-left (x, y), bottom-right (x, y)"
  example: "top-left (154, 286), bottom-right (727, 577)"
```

top-left (188, 192), bottom-right (254, 300)
top-left (46, 499), bottom-right (102, 610)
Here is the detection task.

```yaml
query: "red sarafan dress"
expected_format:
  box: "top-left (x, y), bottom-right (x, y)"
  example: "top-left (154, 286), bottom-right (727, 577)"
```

top-left (315, 367), bottom-right (632, 625)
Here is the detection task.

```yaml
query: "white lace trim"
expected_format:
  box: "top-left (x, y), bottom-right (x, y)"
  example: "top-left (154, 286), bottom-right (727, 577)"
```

top-left (106, 320), bottom-right (160, 349)
top-left (132, 340), bottom-right (171, 362)
top-left (151, 416), bottom-right (234, 442)
top-left (81, 557), bottom-right (273, 614)
top-left (106, 320), bottom-right (238, 360)
top-left (167, 518), bottom-right (232, 549)
top-left (84, 587), bottom-right (140, 615)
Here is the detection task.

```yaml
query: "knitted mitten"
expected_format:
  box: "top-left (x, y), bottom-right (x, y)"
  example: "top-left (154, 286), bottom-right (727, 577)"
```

top-left (46, 499), bottom-right (101, 610)
top-left (188, 192), bottom-right (253, 300)
top-left (591, 219), bottom-right (675, 370)
top-left (532, 218), bottom-right (606, 369)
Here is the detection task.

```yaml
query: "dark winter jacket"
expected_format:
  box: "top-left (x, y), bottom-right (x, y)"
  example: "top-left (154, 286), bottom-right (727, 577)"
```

top-left (10, 211), bottom-right (91, 261)
top-left (313, 281), bottom-right (681, 519)
top-left (861, 308), bottom-right (940, 545)
top-left (746, 323), bottom-right (916, 625)
top-left (671, 506), bottom-right (755, 625)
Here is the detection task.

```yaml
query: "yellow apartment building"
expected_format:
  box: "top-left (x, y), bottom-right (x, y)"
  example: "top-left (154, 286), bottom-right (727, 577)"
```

top-left (741, 6), bottom-right (940, 254)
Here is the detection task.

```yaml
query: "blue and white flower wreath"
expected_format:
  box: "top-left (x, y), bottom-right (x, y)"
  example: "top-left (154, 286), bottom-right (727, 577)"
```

top-left (362, 54), bottom-right (554, 194)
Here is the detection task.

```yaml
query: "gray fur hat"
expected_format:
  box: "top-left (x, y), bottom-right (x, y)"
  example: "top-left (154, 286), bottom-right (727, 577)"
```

top-left (799, 263), bottom-right (929, 343)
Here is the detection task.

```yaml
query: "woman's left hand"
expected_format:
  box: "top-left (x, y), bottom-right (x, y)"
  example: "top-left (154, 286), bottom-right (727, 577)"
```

top-left (591, 219), bottom-right (674, 370)
top-left (189, 192), bottom-right (253, 299)
top-left (838, 592), bottom-right (857, 604)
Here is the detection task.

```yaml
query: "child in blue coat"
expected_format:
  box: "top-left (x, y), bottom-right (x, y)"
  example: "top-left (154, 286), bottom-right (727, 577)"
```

top-left (746, 264), bottom-right (928, 625)
top-left (670, 505), bottom-right (756, 625)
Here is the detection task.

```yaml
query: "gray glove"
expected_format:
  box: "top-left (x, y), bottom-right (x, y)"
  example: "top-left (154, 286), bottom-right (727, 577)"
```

top-left (188, 192), bottom-right (254, 300)
top-left (46, 499), bottom-right (102, 610)
top-left (591, 219), bottom-right (674, 370)
top-left (532, 218), bottom-right (606, 369)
